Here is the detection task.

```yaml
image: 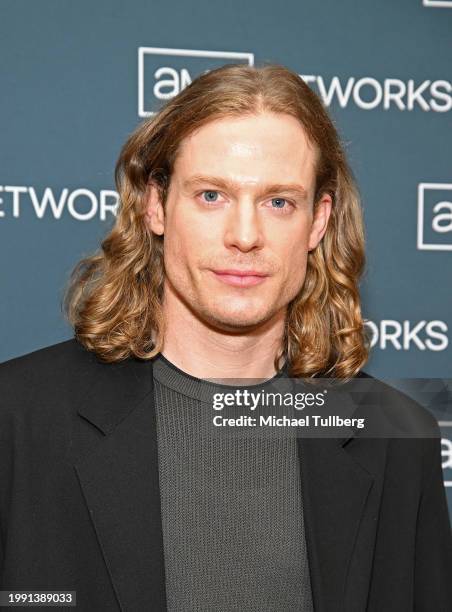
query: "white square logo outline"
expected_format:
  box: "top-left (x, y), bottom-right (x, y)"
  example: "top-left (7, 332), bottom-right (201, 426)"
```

top-left (417, 183), bottom-right (452, 251)
top-left (423, 0), bottom-right (452, 7)
top-left (439, 423), bottom-right (452, 487)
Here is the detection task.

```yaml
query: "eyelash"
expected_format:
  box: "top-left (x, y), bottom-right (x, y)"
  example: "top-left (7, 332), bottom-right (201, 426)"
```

top-left (197, 190), bottom-right (295, 213)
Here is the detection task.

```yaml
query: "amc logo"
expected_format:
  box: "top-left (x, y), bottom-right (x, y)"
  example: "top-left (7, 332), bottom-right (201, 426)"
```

top-left (138, 47), bottom-right (254, 117)
top-left (417, 183), bottom-right (452, 251)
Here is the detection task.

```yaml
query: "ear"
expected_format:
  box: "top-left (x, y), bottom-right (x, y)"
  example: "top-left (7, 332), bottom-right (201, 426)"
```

top-left (308, 193), bottom-right (333, 251)
top-left (144, 181), bottom-right (165, 236)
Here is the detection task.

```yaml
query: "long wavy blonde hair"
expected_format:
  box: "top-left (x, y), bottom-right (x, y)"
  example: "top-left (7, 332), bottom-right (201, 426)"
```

top-left (63, 62), bottom-right (371, 379)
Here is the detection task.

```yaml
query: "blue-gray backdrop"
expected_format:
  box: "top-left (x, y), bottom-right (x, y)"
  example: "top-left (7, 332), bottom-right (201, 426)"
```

top-left (1, 0), bottom-right (452, 516)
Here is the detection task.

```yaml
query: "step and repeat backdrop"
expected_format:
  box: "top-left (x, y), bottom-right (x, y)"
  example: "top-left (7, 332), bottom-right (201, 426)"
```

top-left (1, 0), bottom-right (451, 513)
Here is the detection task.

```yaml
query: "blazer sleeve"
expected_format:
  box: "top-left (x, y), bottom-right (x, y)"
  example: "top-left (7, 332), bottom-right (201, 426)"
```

top-left (414, 424), bottom-right (452, 610)
top-left (0, 360), bottom-right (18, 585)
top-left (0, 370), bottom-right (10, 582)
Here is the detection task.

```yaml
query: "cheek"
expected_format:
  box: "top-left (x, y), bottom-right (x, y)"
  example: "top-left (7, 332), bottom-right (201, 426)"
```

top-left (164, 209), bottom-right (193, 260)
top-left (273, 224), bottom-right (310, 274)
top-left (283, 250), bottom-right (309, 292)
top-left (163, 208), bottom-right (213, 273)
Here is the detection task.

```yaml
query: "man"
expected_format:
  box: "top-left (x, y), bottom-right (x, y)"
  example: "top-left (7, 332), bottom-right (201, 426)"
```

top-left (1, 63), bottom-right (451, 611)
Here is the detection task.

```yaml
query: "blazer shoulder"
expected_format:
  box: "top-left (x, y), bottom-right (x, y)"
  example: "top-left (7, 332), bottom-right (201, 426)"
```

top-left (354, 369), bottom-right (439, 437)
top-left (0, 337), bottom-right (94, 378)
top-left (0, 338), bottom-right (99, 421)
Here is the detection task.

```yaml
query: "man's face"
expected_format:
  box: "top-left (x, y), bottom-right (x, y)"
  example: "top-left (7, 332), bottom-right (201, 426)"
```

top-left (146, 111), bottom-right (332, 332)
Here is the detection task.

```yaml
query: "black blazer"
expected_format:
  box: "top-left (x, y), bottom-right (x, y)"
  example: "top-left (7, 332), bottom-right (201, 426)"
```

top-left (0, 338), bottom-right (451, 612)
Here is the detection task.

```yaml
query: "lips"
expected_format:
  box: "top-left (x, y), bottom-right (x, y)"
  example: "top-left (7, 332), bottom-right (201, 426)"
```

top-left (211, 269), bottom-right (268, 288)
top-left (213, 269), bottom-right (268, 277)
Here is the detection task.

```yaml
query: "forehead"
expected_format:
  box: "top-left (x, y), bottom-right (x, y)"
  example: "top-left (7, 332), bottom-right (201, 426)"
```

top-left (173, 112), bottom-right (317, 186)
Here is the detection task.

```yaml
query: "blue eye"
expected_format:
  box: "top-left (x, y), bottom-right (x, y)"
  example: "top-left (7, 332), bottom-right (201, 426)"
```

top-left (271, 198), bottom-right (287, 209)
top-left (202, 190), bottom-right (219, 202)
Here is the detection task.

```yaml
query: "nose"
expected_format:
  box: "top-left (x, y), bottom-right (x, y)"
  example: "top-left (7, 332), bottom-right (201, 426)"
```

top-left (223, 198), bottom-right (264, 253)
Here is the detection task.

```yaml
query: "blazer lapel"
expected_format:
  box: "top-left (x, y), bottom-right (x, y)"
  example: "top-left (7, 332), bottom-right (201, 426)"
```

top-left (70, 354), bottom-right (167, 612)
top-left (298, 379), bottom-right (389, 612)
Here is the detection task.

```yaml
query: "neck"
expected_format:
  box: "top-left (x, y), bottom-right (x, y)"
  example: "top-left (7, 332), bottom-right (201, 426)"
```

top-left (159, 284), bottom-right (287, 380)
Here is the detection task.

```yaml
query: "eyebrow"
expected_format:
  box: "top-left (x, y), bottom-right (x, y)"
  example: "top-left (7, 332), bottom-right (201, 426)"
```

top-left (181, 174), bottom-right (308, 200)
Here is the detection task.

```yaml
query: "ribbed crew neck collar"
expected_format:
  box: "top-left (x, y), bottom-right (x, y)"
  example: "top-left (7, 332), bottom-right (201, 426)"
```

top-left (152, 353), bottom-right (289, 404)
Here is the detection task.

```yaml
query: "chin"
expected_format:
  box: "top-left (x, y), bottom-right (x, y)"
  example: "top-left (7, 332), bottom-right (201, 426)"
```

top-left (200, 306), bottom-right (275, 331)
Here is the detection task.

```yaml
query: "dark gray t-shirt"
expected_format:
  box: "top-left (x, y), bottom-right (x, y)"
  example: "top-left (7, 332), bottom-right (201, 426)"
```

top-left (152, 353), bottom-right (314, 612)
